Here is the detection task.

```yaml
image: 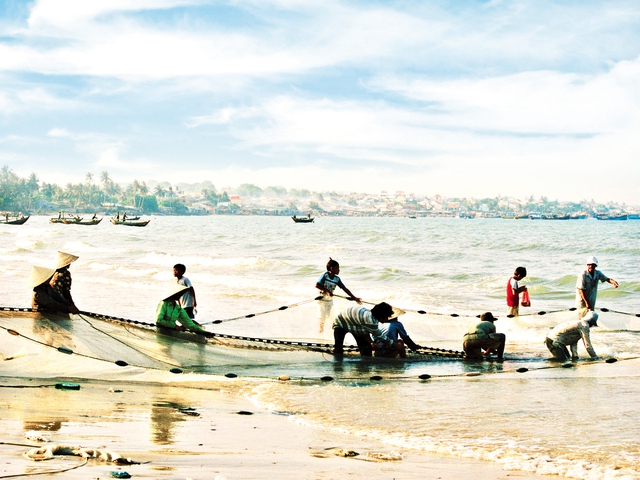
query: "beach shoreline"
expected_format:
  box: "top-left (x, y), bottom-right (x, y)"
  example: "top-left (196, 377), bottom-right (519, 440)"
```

top-left (0, 377), bottom-right (556, 479)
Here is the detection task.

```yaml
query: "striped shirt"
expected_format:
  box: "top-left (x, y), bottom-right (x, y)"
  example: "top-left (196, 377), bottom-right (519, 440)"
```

top-left (332, 306), bottom-right (392, 345)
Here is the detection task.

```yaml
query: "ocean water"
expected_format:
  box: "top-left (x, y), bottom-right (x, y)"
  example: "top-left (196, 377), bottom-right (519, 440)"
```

top-left (1, 215), bottom-right (640, 479)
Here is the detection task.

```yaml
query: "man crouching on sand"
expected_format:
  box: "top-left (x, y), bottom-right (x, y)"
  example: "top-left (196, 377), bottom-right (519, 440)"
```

top-left (332, 302), bottom-right (400, 357)
top-left (463, 312), bottom-right (505, 360)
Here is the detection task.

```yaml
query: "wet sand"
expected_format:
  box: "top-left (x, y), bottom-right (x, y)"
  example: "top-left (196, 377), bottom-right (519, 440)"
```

top-left (0, 377), bottom-right (556, 479)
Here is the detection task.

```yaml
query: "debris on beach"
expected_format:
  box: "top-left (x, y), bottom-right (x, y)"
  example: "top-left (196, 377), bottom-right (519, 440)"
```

top-left (24, 444), bottom-right (140, 464)
top-left (24, 431), bottom-right (50, 443)
top-left (309, 447), bottom-right (360, 458)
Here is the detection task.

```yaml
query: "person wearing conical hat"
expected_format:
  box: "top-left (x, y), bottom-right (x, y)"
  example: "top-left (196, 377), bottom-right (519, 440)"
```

top-left (156, 283), bottom-right (211, 336)
top-left (50, 251), bottom-right (79, 306)
top-left (30, 266), bottom-right (79, 314)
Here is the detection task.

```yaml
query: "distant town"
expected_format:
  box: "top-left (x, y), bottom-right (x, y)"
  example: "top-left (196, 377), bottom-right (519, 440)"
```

top-left (1, 166), bottom-right (638, 220)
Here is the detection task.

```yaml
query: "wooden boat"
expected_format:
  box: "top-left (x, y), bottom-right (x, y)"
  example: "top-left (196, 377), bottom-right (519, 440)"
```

top-left (65, 217), bottom-right (103, 226)
top-left (110, 218), bottom-right (150, 227)
top-left (61, 216), bottom-right (84, 224)
top-left (0, 215), bottom-right (30, 225)
top-left (292, 215), bottom-right (314, 223)
top-left (596, 213), bottom-right (627, 221)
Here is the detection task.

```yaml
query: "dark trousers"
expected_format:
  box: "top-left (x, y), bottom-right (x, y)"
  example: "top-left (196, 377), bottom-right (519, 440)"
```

top-left (545, 338), bottom-right (570, 361)
top-left (333, 327), bottom-right (373, 356)
top-left (463, 333), bottom-right (506, 359)
top-left (183, 307), bottom-right (195, 319)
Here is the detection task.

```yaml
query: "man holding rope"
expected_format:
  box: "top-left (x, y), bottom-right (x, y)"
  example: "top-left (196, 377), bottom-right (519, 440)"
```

top-left (332, 302), bottom-right (398, 357)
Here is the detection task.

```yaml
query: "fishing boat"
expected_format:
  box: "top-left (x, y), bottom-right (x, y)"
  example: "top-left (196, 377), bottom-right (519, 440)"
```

top-left (292, 215), bottom-right (314, 223)
top-left (65, 217), bottom-right (103, 226)
top-left (0, 215), bottom-right (30, 225)
top-left (61, 216), bottom-right (84, 224)
top-left (596, 213), bottom-right (628, 221)
top-left (110, 217), bottom-right (151, 227)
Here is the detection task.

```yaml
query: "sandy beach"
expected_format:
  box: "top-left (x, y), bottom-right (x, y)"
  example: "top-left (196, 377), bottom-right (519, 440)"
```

top-left (0, 377), bottom-right (555, 480)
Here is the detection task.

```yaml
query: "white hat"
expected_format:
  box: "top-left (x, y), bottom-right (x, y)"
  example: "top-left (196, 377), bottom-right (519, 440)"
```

top-left (583, 311), bottom-right (599, 326)
top-left (162, 283), bottom-right (189, 301)
top-left (586, 256), bottom-right (598, 266)
top-left (389, 306), bottom-right (406, 320)
top-left (55, 251), bottom-right (79, 269)
top-left (29, 266), bottom-right (56, 288)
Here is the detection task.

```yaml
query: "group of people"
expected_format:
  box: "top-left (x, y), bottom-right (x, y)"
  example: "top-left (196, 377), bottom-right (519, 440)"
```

top-left (29, 251), bottom-right (619, 363)
top-left (29, 254), bottom-right (210, 337)
top-left (316, 255), bottom-right (619, 362)
top-left (462, 256), bottom-right (618, 362)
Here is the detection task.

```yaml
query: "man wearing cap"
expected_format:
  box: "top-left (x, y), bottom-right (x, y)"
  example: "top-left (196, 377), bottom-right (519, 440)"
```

top-left (462, 312), bottom-right (505, 360)
top-left (576, 256), bottom-right (618, 319)
top-left (50, 251), bottom-right (79, 307)
top-left (156, 283), bottom-right (211, 336)
top-left (332, 302), bottom-right (397, 357)
top-left (545, 311), bottom-right (600, 361)
top-left (30, 266), bottom-right (80, 314)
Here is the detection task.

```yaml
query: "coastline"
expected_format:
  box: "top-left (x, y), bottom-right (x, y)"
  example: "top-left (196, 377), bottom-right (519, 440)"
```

top-left (0, 378), bottom-right (555, 479)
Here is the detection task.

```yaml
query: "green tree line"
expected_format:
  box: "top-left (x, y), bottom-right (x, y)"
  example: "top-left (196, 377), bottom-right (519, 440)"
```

top-left (0, 166), bottom-right (228, 214)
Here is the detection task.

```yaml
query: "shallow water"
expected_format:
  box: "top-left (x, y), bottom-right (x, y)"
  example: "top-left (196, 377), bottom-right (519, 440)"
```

top-left (1, 215), bottom-right (639, 479)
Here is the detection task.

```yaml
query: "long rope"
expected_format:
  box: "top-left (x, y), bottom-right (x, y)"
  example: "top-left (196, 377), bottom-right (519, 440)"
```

top-left (0, 458), bottom-right (88, 479)
top-left (199, 296), bottom-right (322, 325)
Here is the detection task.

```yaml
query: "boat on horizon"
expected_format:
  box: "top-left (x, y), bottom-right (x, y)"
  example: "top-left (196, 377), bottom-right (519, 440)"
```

top-left (110, 217), bottom-right (150, 227)
top-left (292, 215), bottom-right (314, 223)
top-left (0, 214), bottom-right (30, 225)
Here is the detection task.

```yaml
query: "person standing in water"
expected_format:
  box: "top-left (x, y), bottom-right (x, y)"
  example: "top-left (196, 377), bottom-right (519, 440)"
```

top-left (576, 256), bottom-right (618, 319)
top-left (507, 266), bottom-right (528, 317)
top-left (315, 258), bottom-right (361, 333)
top-left (173, 263), bottom-right (197, 320)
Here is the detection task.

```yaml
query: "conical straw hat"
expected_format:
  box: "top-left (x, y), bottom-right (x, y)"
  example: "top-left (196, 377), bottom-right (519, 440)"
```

top-left (162, 283), bottom-right (189, 301)
top-left (29, 266), bottom-right (56, 288)
top-left (390, 306), bottom-right (406, 320)
top-left (55, 251), bottom-right (79, 269)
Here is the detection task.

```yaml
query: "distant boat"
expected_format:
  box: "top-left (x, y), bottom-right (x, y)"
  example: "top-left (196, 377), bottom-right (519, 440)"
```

top-left (628, 213), bottom-right (639, 220)
top-left (65, 217), bottom-right (103, 226)
top-left (110, 217), bottom-right (150, 227)
top-left (1, 215), bottom-right (30, 225)
top-left (596, 213), bottom-right (627, 221)
top-left (50, 214), bottom-right (82, 224)
top-left (292, 215), bottom-right (314, 223)
top-left (408, 215), bottom-right (417, 219)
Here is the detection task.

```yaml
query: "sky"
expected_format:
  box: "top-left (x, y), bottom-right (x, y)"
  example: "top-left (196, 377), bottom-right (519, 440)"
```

top-left (0, 0), bottom-right (639, 204)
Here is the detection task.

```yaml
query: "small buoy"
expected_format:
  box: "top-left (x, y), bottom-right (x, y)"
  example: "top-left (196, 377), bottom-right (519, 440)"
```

top-left (224, 373), bottom-right (237, 378)
top-left (57, 346), bottom-right (73, 355)
top-left (277, 375), bottom-right (290, 381)
top-left (418, 374), bottom-right (431, 380)
top-left (369, 375), bottom-right (383, 381)
top-left (169, 367), bottom-right (183, 374)
top-left (516, 367), bottom-right (529, 373)
top-left (115, 360), bottom-right (128, 367)
top-left (605, 358), bottom-right (618, 363)
top-left (7, 329), bottom-right (19, 336)
top-left (538, 311), bottom-right (546, 315)
top-left (464, 372), bottom-right (482, 377)
top-left (321, 376), bottom-right (333, 381)
top-left (237, 410), bottom-right (253, 415)
top-left (600, 307), bottom-right (609, 312)
top-left (55, 382), bottom-right (81, 390)
top-left (562, 362), bottom-right (574, 368)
